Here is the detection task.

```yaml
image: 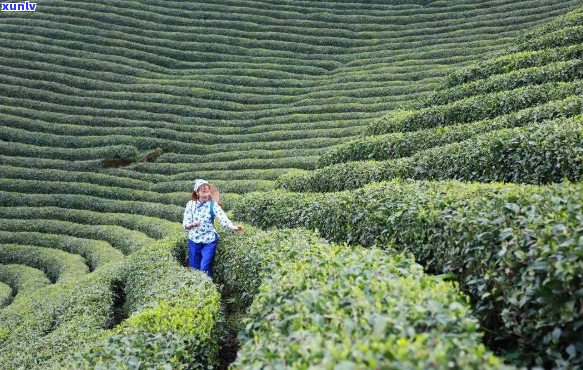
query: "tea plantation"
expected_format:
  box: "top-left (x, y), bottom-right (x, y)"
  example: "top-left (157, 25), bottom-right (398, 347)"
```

top-left (1, 0), bottom-right (582, 369)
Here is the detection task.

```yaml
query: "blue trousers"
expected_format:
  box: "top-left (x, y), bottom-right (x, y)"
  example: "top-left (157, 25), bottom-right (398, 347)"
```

top-left (188, 234), bottom-right (219, 277)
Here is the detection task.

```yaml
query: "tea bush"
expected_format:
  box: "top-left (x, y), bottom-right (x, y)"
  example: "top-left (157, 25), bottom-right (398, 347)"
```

top-left (0, 217), bottom-right (149, 256)
top-left (0, 230), bottom-right (223, 369)
top-left (320, 94), bottom-right (583, 166)
top-left (0, 231), bottom-right (123, 271)
top-left (214, 225), bottom-right (510, 368)
top-left (63, 235), bottom-right (222, 370)
top-left (0, 244), bottom-right (89, 284)
top-left (0, 280), bottom-right (12, 308)
top-left (283, 115), bottom-right (583, 192)
top-left (232, 179), bottom-right (583, 368)
top-left (0, 264), bottom-right (50, 299)
top-left (230, 235), bottom-right (511, 369)
top-left (421, 59), bottom-right (583, 107)
top-left (369, 79), bottom-right (583, 135)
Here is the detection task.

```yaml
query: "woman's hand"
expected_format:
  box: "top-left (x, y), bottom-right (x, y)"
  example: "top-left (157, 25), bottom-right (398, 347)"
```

top-left (187, 222), bottom-right (200, 229)
top-left (229, 224), bottom-right (244, 232)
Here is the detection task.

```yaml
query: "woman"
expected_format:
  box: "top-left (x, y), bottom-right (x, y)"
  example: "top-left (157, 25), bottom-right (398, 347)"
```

top-left (183, 179), bottom-right (244, 277)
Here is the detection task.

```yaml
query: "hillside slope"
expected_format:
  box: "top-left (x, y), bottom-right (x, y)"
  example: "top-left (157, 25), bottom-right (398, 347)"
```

top-left (234, 6), bottom-right (583, 369)
top-left (279, 6), bottom-right (583, 192)
top-left (1, 1), bottom-right (582, 369)
top-left (2, 0), bottom-right (581, 195)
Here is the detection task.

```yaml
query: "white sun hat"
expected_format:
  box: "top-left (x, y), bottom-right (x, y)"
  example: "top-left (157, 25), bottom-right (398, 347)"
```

top-left (193, 179), bottom-right (221, 201)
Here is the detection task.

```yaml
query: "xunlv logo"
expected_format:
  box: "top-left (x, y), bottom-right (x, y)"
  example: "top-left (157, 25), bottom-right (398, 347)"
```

top-left (1, 2), bottom-right (37, 11)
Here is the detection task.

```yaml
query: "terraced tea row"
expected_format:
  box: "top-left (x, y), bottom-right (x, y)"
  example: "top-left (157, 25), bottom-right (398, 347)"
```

top-left (0, 229), bottom-right (221, 369)
top-left (288, 9), bottom-right (583, 192)
top-left (3, 0), bottom-right (579, 192)
top-left (216, 227), bottom-right (511, 369)
top-left (2, 1), bottom-right (583, 369)
top-left (0, 264), bottom-right (50, 306)
top-left (0, 244), bottom-right (89, 284)
top-left (320, 94), bottom-right (583, 166)
top-left (0, 194), bottom-right (222, 368)
top-left (0, 164), bottom-right (276, 195)
top-left (0, 231), bottom-right (123, 271)
top-left (232, 179), bottom-right (583, 369)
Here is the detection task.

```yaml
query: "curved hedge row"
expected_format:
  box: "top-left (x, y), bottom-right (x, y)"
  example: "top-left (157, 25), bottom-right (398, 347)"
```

top-left (0, 201), bottom-right (179, 239)
top-left (320, 94), bottom-right (583, 166)
top-left (283, 115), bottom-right (583, 192)
top-left (0, 179), bottom-right (185, 207)
top-left (0, 113), bottom-right (362, 147)
top-left (1, 4), bottom-right (556, 76)
top-left (0, 230), bottom-right (223, 369)
top-left (441, 10), bottom-right (583, 88)
top-left (238, 247), bottom-right (511, 369)
top-left (231, 179), bottom-right (583, 368)
top-left (1, 87), bottom-right (394, 123)
top-left (367, 79), bottom-right (582, 135)
top-left (0, 244), bottom-right (89, 284)
top-left (132, 167), bottom-right (290, 182)
top-left (421, 58), bottom-right (583, 107)
top-left (150, 179), bottom-right (275, 195)
top-left (215, 227), bottom-right (328, 313)
top-left (0, 231), bottom-right (123, 271)
top-left (155, 147), bottom-right (325, 163)
top-left (362, 9), bottom-right (583, 135)
top-left (215, 227), bottom-right (510, 369)
top-left (0, 155), bottom-right (104, 172)
top-left (0, 101), bottom-right (377, 132)
top-left (516, 24), bottom-right (583, 54)
top-left (0, 165), bottom-right (150, 191)
top-left (0, 141), bottom-right (139, 162)
top-left (0, 190), bottom-right (182, 224)
top-left (0, 123), bottom-right (347, 158)
top-left (0, 217), bottom-right (150, 256)
top-left (129, 156), bottom-right (319, 175)
top-left (1, 67), bottom-right (441, 112)
top-left (0, 258), bottom-right (123, 369)
top-left (0, 264), bottom-right (50, 300)
top-left (0, 164), bottom-right (267, 200)
top-left (64, 242), bottom-right (222, 370)
top-left (0, 280), bottom-right (10, 308)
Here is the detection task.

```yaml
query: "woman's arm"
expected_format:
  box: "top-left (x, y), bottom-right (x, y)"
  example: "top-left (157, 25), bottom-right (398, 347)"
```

top-left (182, 201), bottom-right (200, 230)
top-left (214, 202), bottom-right (244, 232)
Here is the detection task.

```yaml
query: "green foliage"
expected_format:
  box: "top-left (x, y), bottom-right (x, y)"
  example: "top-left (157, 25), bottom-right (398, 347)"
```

top-left (285, 115), bottom-right (583, 192)
top-left (232, 180), bottom-right (583, 368)
top-left (0, 216), bottom-right (151, 255)
top-left (0, 231), bottom-right (123, 271)
top-left (215, 226), bottom-right (327, 312)
top-left (0, 265), bottom-right (121, 369)
top-left (0, 281), bottom-right (11, 308)
top-left (369, 80), bottom-right (583, 135)
top-left (0, 263), bottom-right (51, 298)
top-left (0, 244), bottom-right (89, 284)
top-left (0, 191), bottom-right (183, 224)
top-left (1, 142), bottom-right (140, 162)
top-left (234, 241), bottom-right (510, 369)
top-left (215, 224), bottom-right (508, 368)
top-left (68, 291), bottom-right (221, 370)
top-left (2, 1), bottom-right (583, 369)
top-left (320, 94), bottom-right (583, 166)
top-left (64, 237), bottom-right (223, 370)
top-left (443, 43), bottom-right (583, 89)
top-left (421, 59), bottom-right (583, 107)
top-left (0, 229), bottom-right (222, 370)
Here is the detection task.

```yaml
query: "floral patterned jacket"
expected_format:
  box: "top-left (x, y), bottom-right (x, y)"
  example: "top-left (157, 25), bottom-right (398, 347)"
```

top-left (182, 200), bottom-right (232, 243)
